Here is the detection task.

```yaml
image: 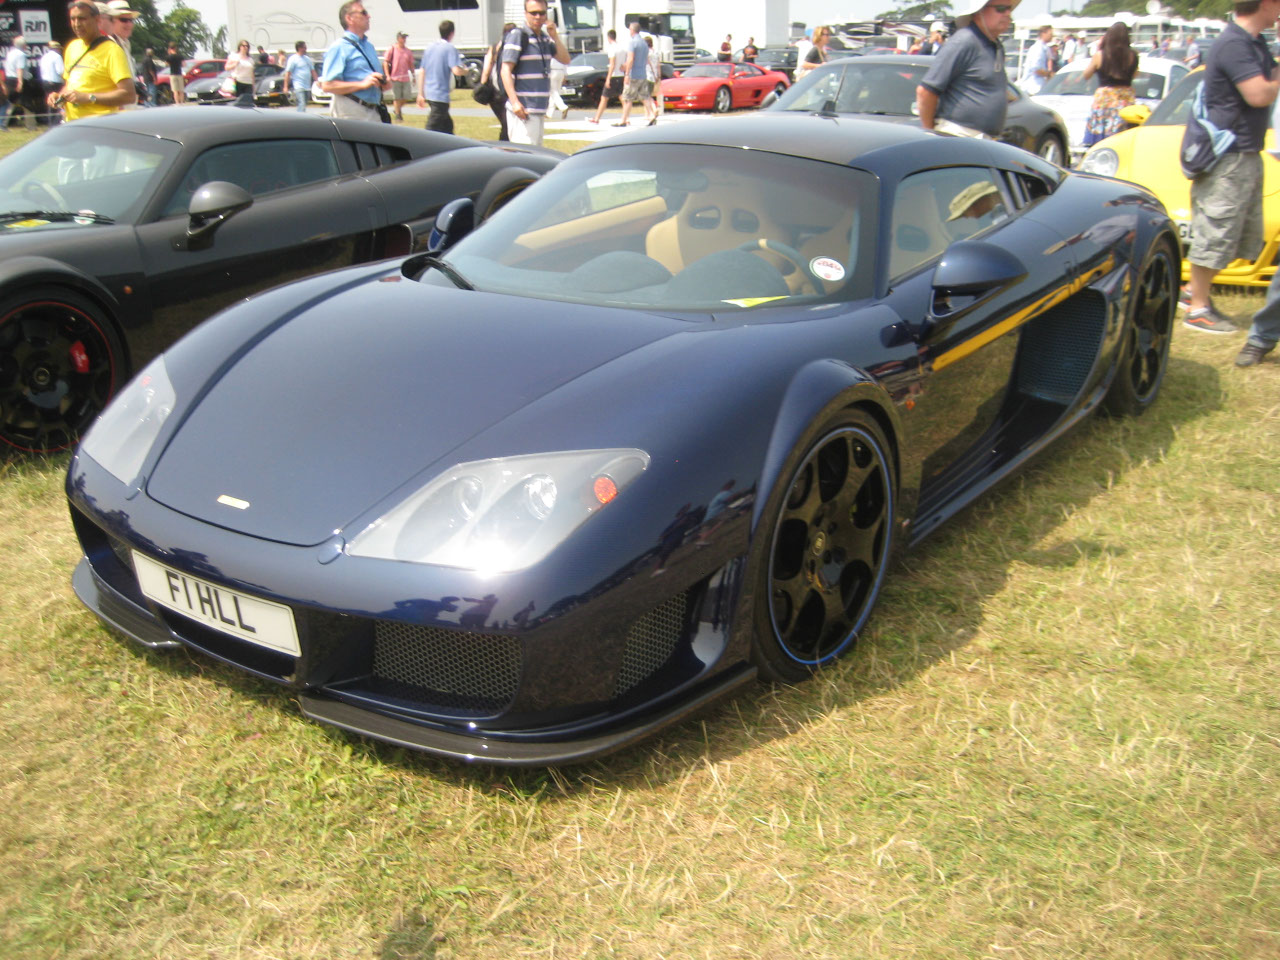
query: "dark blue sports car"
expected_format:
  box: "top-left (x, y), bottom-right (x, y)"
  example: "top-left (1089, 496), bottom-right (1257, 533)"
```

top-left (68, 116), bottom-right (1178, 765)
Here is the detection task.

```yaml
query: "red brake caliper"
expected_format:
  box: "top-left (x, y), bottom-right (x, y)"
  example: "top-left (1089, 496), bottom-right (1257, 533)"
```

top-left (70, 341), bottom-right (89, 374)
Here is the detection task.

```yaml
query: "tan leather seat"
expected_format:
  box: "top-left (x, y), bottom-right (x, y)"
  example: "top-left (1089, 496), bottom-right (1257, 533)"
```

top-left (645, 172), bottom-right (790, 276)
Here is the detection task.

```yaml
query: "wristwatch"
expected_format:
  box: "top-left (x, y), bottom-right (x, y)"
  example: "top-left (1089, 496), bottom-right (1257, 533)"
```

top-left (88, 93), bottom-right (98, 104)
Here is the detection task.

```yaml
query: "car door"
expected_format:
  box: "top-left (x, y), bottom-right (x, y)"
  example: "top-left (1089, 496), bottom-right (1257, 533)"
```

top-left (881, 165), bottom-right (1073, 504)
top-left (131, 137), bottom-right (385, 363)
top-left (731, 63), bottom-right (768, 107)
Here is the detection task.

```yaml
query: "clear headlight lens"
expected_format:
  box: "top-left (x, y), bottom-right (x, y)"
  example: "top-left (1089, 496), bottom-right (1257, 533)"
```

top-left (1079, 147), bottom-right (1119, 178)
top-left (347, 448), bottom-right (650, 573)
top-left (79, 356), bottom-right (176, 484)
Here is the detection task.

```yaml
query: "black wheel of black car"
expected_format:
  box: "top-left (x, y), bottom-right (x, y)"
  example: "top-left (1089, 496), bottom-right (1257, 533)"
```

top-left (1035, 131), bottom-right (1066, 166)
top-left (753, 410), bottom-right (895, 683)
top-left (1104, 237), bottom-right (1176, 417)
top-left (0, 287), bottom-right (123, 455)
top-left (713, 86), bottom-right (731, 113)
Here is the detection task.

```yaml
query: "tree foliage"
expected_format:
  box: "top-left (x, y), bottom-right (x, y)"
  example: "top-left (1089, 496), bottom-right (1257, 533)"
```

top-left (874, 1), bottom-right (953, 20)
top-left (128, 0), bottom-right (212, 59)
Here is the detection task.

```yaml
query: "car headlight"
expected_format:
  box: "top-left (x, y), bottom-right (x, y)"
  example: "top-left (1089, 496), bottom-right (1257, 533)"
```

top-left (79, 356), bottom-right (176, 485)
top-left (1079, 147), bottom-right (1119, 178)
top-left (347, 448), bottom-right (650, 573)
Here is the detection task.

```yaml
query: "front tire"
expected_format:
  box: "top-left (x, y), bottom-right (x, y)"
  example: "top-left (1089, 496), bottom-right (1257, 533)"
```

top-left (713, 86), bottom-right (731, 113)
top-left (753, 410), bottom-right (895, 683)
top-left (1104, 237), bottom-right (1176, 417)
top-left (0, 286), bottom-right (123, 455)
top-left (1035, 131), bottom-right (1065, 166)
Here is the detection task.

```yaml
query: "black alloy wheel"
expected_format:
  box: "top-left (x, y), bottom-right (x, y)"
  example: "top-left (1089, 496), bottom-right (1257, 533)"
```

top-left (1103, 237), bottom-right (1176, 417)
top-left (0, 287), bottom-right (122, 455)
top-left (754, 410), bottom-right (895, 683)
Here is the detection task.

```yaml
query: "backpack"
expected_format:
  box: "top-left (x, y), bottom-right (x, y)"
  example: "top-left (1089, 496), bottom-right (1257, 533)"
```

top-left (1180, 82), bottom-right (1236, 180)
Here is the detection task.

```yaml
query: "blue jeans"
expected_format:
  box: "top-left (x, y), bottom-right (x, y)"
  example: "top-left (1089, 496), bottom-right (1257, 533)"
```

top-left (1247, 268), bottom-right (1280, 347)
top-left (293, 88), bottom-right (308, 112)
top-left (144, 80), bottom-right (156, 106)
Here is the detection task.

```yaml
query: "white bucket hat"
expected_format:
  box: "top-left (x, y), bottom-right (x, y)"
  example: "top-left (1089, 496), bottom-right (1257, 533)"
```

top-left (953, 0), bottom-right (1021, 30)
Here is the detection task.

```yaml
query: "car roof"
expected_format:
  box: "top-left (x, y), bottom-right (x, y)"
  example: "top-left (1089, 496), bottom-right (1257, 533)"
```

top-left (70, 105), bottom-right (464, 154)
top-left (582, 113), bottom-right (978, 169)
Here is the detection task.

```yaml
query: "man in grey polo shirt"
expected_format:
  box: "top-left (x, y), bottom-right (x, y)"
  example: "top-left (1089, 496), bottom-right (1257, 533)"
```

top-left (916, 0), bottom-right (1018, 138)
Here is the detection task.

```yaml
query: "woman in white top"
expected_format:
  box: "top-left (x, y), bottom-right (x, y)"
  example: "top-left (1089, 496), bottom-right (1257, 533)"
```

top-left (225, 40), bottom-right (256, 105)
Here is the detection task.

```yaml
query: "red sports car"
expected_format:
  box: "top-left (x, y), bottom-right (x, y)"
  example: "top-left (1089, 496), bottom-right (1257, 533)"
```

top-left (661, 62), bottom-right (790, 112)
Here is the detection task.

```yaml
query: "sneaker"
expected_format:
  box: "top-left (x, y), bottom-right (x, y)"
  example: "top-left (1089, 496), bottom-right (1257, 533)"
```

top-left (1177, 286), bottom-right (1216, 313)
top-left (1183, 306), bottom-right (1239, 334)
top-left (1234, 341), bottom-right (1275, 366)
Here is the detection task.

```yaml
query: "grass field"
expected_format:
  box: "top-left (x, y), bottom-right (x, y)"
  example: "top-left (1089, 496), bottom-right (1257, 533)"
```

top-left (0, 111), bottom-right (1277, 959)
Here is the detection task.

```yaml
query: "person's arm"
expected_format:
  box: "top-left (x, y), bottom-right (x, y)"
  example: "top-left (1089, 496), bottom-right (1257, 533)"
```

top-left (282, 62), bottom-right (290, 93)
top-left (916, 85), bottom-right (939, 130)
top-left (501, 58), bottom-right (523, 117)
top-left (1237, 73), bottom-right (1280, 107)
top-left (450, 47), bottom-right (465, 77)
top-left (547, 20), bottom-right (569, 64)
top-left (415, 63), bottom-right (425, 107)
top-left (320, 46), bottom-right (383, 96)
top-left (61, 76), bottom-right (135, 108)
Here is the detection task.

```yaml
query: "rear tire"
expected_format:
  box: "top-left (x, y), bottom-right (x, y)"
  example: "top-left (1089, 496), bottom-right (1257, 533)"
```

top-left (1103, 237), bottom-right (1176, 417)
top-left (752, 409), bottom-right (895, 683)
top-left (0, 286), bottom-right (123, 455)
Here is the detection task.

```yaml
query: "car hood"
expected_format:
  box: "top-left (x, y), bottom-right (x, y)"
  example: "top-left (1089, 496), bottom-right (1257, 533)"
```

top-left (145, 278), bottom-right (690, 546)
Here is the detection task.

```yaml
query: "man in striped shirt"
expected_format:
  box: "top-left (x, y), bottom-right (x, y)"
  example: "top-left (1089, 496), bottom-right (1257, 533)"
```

top-left (500, 0), bottom-right (569, 146)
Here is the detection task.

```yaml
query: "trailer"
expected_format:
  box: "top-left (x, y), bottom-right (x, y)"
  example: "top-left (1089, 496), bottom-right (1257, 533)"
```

top-left (225, 0), bottom-right (603, 85)
top-left (598, 0), bottom-right (696, 66)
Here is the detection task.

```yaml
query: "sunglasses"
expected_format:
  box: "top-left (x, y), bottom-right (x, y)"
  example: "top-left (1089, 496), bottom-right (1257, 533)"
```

top-left (989, 4), bottom-right (1014, 11)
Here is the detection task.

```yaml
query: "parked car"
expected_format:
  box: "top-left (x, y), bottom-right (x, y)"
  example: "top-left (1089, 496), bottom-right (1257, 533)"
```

top-left (68, 116), bottom-right (1177, 765)
top-left (661, 61), bottom-right (790, 112)
top-left (0, 107), bottom-right (558, 454)
top-left (560, 51), bottom-right (675, 105)
top-left (751, 46), bottom-right (797, 81)
top-left (1078, 67), bottom-right (1280, 288)
top-left (765, 56), bottom-right (1071, 165)
top-left (191, 63), bottom-right (282, 103)
top-left (1030, 55), bottom-right (1189, 161)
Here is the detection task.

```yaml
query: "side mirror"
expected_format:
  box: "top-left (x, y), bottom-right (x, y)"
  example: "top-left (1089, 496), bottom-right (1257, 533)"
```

top-left (924, 240), bottom-right (1027, 337)
top-left (187, 180), bottom-right (252, 247)
top-left (1118, 103), bottom-right (1150, 126)
top-left (427, 197), bottom-right (475, 254)
top-left (761, 90), bottom-right (778, 108)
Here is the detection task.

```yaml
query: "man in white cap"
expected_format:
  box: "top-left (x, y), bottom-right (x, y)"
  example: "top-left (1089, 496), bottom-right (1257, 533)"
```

top-left (916, 0), bottom-right (1018, 138)
top-left (104, 0), bottom-right (139, 77)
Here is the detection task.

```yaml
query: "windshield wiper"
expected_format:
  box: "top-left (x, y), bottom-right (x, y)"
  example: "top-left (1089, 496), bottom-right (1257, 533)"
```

top-left (0, 209), bottom-right (115, 224)
top-left (419, 255), bottom-right (474, 291)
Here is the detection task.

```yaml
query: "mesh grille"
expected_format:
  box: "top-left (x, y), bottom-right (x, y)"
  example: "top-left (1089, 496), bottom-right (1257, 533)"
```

top-left (614, 592), bottom-right (689, 697)
top-left (373, 622), bottom-right (521, 711)
top-left (1015, 294), bottom-right (1106, 404)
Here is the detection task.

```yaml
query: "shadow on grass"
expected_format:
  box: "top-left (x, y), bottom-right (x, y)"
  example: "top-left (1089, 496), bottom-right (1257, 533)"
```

top-left (101, 354), bottom-right (1223, 797)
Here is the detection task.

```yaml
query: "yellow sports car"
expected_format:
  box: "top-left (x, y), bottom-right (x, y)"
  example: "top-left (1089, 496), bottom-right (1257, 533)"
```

top-left (1078, 67), bottom-right (1280, 288)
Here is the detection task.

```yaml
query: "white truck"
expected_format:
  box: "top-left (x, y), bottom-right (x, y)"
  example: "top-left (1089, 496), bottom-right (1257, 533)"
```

top-left (599, 0), bottom-right (696, 66)
top-left (225, 0), bottom-right (604, 85)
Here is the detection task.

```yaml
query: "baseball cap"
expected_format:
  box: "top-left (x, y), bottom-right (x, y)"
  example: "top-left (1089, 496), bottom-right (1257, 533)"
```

top-left (106, 0), bottom-right (140, 18)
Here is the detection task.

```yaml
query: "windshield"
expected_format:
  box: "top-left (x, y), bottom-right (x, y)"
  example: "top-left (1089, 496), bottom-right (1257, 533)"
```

top-left (772, 62), bottom-right (927, 115)
top-left (561, 0), bottom-right (600, 30)
top-left (433, 144), bottom-right (876, 312)
top-left (0, 125), bottom-right (178, 223)
top-left (1145, 69), bottom-right (1201, 126)
top-left (1039, 67), bottom-right (1168, 100)
top-left (680, 64), bottom-right (732, 79)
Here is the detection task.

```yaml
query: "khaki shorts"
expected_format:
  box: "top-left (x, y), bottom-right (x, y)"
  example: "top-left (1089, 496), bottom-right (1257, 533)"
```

top-left (169, 74), bottom-right (185, 96)
top-left (1189, 151), bottom-right (1265, 271)
top-left (623, 77), bottom-right (651, 102)
top-left (391, 79), bottom-right (414, 100)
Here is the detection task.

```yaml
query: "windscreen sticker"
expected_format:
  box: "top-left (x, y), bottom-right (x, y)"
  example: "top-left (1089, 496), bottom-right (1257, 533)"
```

top-left (5, 219), bottom-right (50, 229)
top-left (810, 257), bottom-right (845, 282)
top-left (722, 296), bottom-right (789, 308)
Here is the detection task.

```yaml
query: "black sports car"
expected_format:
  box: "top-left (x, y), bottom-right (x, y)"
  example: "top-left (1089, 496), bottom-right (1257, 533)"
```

top-left (68, 116), bottom-right (1177, 765)
top-left (560, 52), bottom-right (675, 105)
top-left (0, 106), bottom-right (558, 454)
top-left (765, 55), bottom-right (1071, 166)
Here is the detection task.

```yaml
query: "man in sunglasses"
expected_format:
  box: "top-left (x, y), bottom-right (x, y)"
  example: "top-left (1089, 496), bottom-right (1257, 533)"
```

top-left (916, 0), bottom-right (1018, 139)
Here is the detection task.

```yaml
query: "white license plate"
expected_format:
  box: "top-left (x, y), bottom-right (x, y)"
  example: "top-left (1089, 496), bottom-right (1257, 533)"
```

top-left (1177, 220), bottom-right (1193, 243)
top-left (133, 552), bottom-right (300, 656)
top-left (561, 84), bottom-right (576, 96)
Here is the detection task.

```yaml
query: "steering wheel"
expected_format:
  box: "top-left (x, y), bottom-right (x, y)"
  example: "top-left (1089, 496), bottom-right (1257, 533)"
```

top-left (738, 239), bottom-right (821, 295)
top-left (23, 179), bottom-right (69, 211)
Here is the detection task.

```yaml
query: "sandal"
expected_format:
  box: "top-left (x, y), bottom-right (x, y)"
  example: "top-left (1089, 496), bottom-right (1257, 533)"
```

top-left (586, 118), bottom-right (599, 124)
top-left (611, 121), bottom-right (629, 127)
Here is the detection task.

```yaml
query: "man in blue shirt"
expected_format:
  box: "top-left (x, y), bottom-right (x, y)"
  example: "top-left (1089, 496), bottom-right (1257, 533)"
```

top-left (320, 0), bottom-right (387, 122)
top-left (615, 21), bottom-right (654, 127)
top-left (282, 40), bottom-right (316, 112)
top-left (1019, 24), bottom-right (1054, 94)
top-left (416, 19), bottom-right (466, 133)
top-left (916, 0), bottom-right (1017, 138)
top-left (500, 0), bottom-right (569, 146)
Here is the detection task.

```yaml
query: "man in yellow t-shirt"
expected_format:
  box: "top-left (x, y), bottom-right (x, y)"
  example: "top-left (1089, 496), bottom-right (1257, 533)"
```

top-left (48, 0), bottom-right (136, 121)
